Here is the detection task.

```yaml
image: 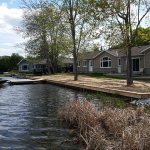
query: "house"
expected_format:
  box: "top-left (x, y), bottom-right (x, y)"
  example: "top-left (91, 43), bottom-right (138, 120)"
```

top-left (18, 58), bottom-right (47, 73)
top-left (18, 58), bottom-right (73, 73)
top-left (77, 45), bottom-right (150, 75)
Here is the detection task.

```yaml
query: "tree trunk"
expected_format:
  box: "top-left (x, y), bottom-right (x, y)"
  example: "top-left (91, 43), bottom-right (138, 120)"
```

top-left (73, 52), bottom-right (78, 81)
top-left (126, 48), bottom-right (133, 85)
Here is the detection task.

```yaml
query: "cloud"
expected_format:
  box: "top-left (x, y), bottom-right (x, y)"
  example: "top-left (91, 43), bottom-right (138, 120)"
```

top-left (0, 3), bottom-right (22, 34)
top-left (0, 43), bottom-right (13, 46)
top-left (0, 47), bottom-right (25, 57)
top-left (10, 0), bottom-right (16, 4)
top-left (0, 3), bottom-right (25, 57)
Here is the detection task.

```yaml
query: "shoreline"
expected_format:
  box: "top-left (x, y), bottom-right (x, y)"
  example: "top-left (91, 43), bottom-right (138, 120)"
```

top-left (27, 74), bottom-right (150, 99)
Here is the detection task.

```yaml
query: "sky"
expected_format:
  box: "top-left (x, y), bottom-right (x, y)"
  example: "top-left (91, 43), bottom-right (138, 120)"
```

top-left (0, 0), bottom-right (25, 57)
top-left (0, 0), bottom-right (150, 57)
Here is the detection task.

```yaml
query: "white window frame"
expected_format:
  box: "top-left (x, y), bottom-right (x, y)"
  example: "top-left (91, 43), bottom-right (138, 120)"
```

top-left (82, 60), bottom-right (87, 67)
top-left (21, 64), bottom-right (29, 71)
top-left (100, 56), bottom-right (111, 68)
top-left (118, 58), bottom-right (121, 66)
top-left (77, 60), bottom-right (81, 67)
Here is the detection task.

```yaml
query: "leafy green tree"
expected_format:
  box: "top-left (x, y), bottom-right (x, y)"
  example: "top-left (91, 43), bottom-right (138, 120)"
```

top-left (57, 0), bottom-right (96, 80)
top-left (9, 53), bottom-right (23, 71)
top-left (95, 0), bottom-right (150, 85)
top-left (133, 27), bottom-right (150, 46)
top-left (0, 56), bottom-right (10, 72)
top-left (0, 54), bottom-right (23, 72)
top-left (14, 0), bottom-right (69, 74)
top-left (112, 27), bottom-right (150, 48)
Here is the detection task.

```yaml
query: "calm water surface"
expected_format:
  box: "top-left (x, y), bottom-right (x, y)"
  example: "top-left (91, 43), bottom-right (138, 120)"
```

top-left (0, 77), bottom-right (84, 150)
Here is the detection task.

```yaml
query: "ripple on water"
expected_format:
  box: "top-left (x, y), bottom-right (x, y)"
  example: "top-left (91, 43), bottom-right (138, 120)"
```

top-left (0, 82), bottom-right (85, 150)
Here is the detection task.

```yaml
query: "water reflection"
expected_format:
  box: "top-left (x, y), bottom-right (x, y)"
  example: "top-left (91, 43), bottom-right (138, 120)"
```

top-left (0, 82), bottom-right (84, 150)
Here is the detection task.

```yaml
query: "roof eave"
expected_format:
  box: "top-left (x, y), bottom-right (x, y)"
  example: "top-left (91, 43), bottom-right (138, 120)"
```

top-left (17, 58), bottom-right (27, 65)
top-left (141, 46), bottom-right (150, 53)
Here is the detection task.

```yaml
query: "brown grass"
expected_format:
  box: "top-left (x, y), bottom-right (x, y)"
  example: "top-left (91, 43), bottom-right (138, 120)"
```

top-left (59, 99), bottom-right (150, 150)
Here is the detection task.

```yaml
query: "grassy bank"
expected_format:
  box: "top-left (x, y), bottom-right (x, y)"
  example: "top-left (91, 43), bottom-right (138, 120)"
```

top-left (0, 74), bottom-right (10, 77)
top-left (84, 91), bottom-right (130, 109)
top-left (59, 99), bottom-right (150, 150)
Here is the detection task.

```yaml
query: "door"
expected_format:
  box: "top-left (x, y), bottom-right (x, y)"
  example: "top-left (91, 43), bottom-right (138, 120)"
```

top-left (132, 58), bottom-right (140, 72)
top-left (89, 60), bottom-right (93, 72)
top-left (118, 58), bottom-right (121, 73)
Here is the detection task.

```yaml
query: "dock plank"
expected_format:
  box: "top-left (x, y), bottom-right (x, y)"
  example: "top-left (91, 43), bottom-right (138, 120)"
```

top-left (46, 79), bottom-right (150, 99)
top-left (7, 79), bottom-right (39, 85)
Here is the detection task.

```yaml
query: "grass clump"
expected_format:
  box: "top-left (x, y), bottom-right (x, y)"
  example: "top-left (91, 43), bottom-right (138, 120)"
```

top-left (59, 99), bottom-right (150, 150)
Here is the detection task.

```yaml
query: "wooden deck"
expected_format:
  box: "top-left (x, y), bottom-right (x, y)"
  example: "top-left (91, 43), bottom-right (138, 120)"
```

top-left (5, 77), bottom-right (150, 99)
top-left (46, 79), bottom-right (150, 99)
top-left (0, 79), bottom-right (7, 84)
top-left (7, 79), bottom-right (39, 85)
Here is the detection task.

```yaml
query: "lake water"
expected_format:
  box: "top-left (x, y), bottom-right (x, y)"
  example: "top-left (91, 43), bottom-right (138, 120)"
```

top-left (0, 77), bottom-right (85, 150)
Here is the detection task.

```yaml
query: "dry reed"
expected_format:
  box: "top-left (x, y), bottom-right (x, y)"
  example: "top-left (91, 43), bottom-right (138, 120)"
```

top-left (59, 99), bottom-right (150, 150)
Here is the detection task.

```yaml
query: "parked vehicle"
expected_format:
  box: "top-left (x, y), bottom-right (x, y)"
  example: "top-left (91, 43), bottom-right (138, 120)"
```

top-left (33, 65), bottom-right (62, 75)
top-left (63, 65), bottom-right (73, 73)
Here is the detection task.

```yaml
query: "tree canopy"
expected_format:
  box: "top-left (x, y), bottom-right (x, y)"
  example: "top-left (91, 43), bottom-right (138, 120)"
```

top-left (0, 53), bottom-right (23, 72)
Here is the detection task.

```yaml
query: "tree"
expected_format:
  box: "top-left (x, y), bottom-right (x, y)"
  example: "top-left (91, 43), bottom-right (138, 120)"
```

top-left (0, 56), bottom-right (10, 72)
top-left (96, 0), bottom-right (150, 85)
top-left (111, 27), bottom-right (150, 48)
top-left (0, 53), bottom-right (23, 72)
top-left (56, 0), bottom-right (95, 80)
top-left (133, 27), bottom-right (150, 46)
top-left (14, 0), bottom-right (69, 74)
top-left (9, 53), bottom-right (23, 71)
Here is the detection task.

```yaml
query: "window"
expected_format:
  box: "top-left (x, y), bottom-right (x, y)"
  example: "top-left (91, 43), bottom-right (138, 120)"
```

top-left (77, 61), bottom-right (80, 67)
top-left (22, 65), bottom-right (29, 71)
top-left (100, 57), bottom-right (111, 68)
top-left (118, 58), bottom-right (121, 66)
top-left (82, 60), bottom-right (87, 67)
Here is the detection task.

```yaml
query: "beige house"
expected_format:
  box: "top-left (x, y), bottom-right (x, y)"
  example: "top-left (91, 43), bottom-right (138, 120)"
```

top-left (77, 45), bottom-right (150, 75)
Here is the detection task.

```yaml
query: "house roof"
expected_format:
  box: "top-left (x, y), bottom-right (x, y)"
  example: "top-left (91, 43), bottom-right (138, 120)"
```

top-left (17, 58), bottom-right (47, 65)
top-left (61, 58), bottom-right (73, 64)
top-left (106, 45), bottom-right (150, 57)
top-left (17, 58), bottom-right (27, 65)
top-left (78, 45), bottom-right (150, 60)
top-left (78, 51), bottom-right (100, 60)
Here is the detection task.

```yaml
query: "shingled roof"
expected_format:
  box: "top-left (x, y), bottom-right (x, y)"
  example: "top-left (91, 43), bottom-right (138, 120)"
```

top-left (107, 45), bottom-right (150, 57)
top-left (78, 51), bottom-right (100, 60)
top-left (78, 45), bottom-right (150, 60)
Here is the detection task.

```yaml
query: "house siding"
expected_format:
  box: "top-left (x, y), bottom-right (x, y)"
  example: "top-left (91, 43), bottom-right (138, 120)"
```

top-left (77, 60), bottom-right (89, 73)
top-left (93, 51), bottom-right (118, 73)
top-left (94, 51), bottom-right (117, 68)
top-left (121, 55), bottom-right (144, 74)
top-left (144, 49), bottom-right (150, 75)
top-left (145, 49), bottom-right (150, 68)
top-left (93, 68), bottom-right (117, 73)
top-left (19, 59), bottom-right (33, 73)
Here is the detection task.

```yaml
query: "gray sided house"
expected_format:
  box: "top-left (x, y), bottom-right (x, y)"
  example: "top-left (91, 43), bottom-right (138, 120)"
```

top-left (77, 45), bottom-right (150, 75)
top-left (18, 58), bottom-right (47, 73)
top-left (18, 58), bottom-right (73, 73)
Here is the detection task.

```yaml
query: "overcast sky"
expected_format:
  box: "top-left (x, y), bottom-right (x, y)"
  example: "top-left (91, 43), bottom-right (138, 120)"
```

top-left (0, 0), bottom-right (25, 57)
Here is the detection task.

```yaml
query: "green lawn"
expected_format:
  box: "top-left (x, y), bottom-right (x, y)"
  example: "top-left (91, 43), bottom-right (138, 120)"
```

top-left (82, 73), bottom-right (125, 80)
top-left (0, 74), bottom-right (10, 77)
top-left (26, 73), bottom-right (34, 76)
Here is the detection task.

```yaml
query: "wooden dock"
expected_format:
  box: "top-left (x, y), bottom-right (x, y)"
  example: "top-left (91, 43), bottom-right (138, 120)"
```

top-left (46, 79), bottom-right (150, 99)
top-left (0, 79), bottom-right (7, 84)
top-left (7, 79), bottom-right (40, 85)
top-left (5, 76), bottom-right (150, 99)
